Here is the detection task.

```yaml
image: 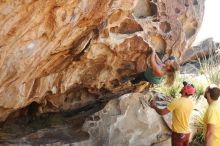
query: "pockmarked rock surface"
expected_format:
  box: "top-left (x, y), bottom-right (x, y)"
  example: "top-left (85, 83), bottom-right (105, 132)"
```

top-left (0, 0), bottom-right (204, 121)
top-left (82, 92), bottom-right (171, 146)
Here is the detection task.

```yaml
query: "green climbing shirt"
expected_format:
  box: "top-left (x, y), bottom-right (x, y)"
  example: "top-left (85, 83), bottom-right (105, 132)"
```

top-left (144, 68), bottom-right (165, 84)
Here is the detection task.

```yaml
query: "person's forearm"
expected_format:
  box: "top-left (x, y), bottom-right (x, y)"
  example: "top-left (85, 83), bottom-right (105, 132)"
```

top-left (151, 52), bottom-right (158, 69)
top-left (150, 52), bottom-right (163, 77)
top-left (153, 106), bottom-right (165, 115)
top-left (155, 53), bottom-right (163, 64)
top-left (205, 132), bottom-right (214, 146)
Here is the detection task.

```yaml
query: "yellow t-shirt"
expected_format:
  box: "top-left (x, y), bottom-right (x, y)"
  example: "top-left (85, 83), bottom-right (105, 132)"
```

top-left (167, 97), bottom-right (193, 133)
top-left (203, 100), bottom-right (220, 146)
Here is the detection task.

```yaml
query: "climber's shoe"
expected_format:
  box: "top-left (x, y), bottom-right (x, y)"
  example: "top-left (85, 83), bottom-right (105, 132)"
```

top-left (135, 81), bottom-right (151, 92)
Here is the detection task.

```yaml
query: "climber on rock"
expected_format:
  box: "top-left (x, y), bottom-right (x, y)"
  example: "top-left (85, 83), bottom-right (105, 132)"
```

top-left (131, 49), bottom-right (179, 87)
top-left (150, 81), bottom-right (196, 146)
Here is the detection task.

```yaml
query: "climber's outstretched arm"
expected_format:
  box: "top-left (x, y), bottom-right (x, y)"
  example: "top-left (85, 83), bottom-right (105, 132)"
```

top-left (155, 52), bottom-right (163, 64)
top-left (151, 50), bottom-right (164, 77)
top-left (153, 107), bottom-right (170, 116)
top-left (150, 100), bottom-right (170, 115)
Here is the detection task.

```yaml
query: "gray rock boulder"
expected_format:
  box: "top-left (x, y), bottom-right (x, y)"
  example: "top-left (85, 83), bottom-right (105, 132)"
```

top-left (82, 92), bottom-right (171, 146)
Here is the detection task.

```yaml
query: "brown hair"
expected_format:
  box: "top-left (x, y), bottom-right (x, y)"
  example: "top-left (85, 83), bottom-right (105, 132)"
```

top-left (208, 87), bottom-right (220, 100)
top-left (164, 61), bottom-right (179, 86)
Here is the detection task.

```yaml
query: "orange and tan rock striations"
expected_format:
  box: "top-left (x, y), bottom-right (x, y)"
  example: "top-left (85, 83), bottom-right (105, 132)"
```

top-left (0, 0), bottom-right (204, 121)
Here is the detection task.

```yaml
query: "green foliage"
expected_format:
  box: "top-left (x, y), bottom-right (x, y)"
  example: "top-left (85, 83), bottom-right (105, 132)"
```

top-left (192, 103), bottom-right (207, 144)
top-left (169, 84), bottom-right (182, 98)
top-left (194, 109), bottom-right (206, 131)
top-left (192, 132), bottom-right (205, 145)
top-left (192, 81), bottom-right (206, 100)
top-left (154, 74), bottom-right (182, 98)
top-left (154, 74), bottom-right (207, 100)
top-left (208, 68), bottom-right (220, 85)
top-left (199, 52), bottom-right (220, 85)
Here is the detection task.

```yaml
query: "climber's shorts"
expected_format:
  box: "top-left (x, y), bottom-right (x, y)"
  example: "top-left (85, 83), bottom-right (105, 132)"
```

top-left (171, 132), bottom-right (190, 146)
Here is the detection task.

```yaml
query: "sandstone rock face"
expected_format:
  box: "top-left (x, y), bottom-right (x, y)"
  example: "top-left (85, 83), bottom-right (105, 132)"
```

top-left (0, 0), bottom-right (204, 121)
top-left (82, 92), bottom-right (171, 146)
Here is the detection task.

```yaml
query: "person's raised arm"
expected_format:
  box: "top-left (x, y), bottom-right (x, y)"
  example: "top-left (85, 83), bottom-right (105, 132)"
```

top-left (150, 50), bottom-right (164, 77)
top-left (155, 53), bottom-right (163, 64)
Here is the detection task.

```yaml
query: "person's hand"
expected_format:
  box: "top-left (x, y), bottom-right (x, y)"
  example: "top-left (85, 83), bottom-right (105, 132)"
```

top-left (150, 99), bottom-right (157, 108)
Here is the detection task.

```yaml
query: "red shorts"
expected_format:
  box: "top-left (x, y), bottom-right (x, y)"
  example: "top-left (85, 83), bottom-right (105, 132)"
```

top-left (172, 132), bottom-right (190, 146)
